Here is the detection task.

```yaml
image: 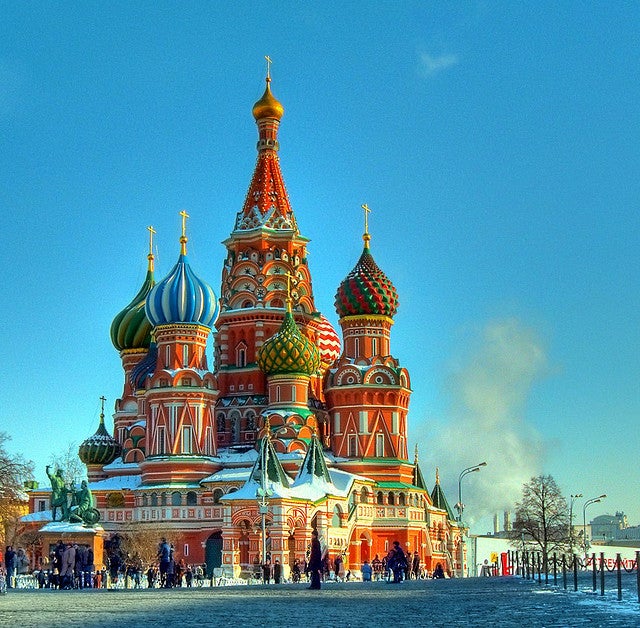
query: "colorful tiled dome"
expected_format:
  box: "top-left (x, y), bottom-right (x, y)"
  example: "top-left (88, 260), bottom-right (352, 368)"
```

top-left (110, 265), bottom-right (155, 352)
top-left (335, 244), bottom-right (399, 318)
top-left (79, 411), bottom-right (121, 466)
top-left (146, 252), bottom-right (218, 328)
top-left (258, 312), bottom-right (321, 376)
top-left (316, 314), bottom-right (341, 366)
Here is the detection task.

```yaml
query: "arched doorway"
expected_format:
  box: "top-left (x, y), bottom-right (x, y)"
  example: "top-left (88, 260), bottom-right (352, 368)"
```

top-left (205, 531), bottom-right (223, 576)
top-left (360, 534), bottom-right (370, 564)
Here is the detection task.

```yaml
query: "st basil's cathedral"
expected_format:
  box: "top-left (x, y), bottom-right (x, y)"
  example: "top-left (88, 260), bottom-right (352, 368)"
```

top-left (26, 66), bottom-right (463, 578)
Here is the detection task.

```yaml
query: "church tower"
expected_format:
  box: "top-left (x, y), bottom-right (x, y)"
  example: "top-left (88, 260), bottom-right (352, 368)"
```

top-left (325, 207), bottom-right (413, 482)
top-left (139, 213), bottom-right (219, 484)
top-left (214, 61), bottom-right (338, 449)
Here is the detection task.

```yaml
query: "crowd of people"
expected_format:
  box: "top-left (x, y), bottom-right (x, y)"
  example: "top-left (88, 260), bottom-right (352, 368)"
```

top-left (3, 537), bottom-right (450, 591)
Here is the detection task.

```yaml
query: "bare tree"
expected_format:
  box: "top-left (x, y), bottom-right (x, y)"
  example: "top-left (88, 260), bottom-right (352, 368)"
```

top-left (48, 442), bottom-right (87, 488)
top-left (0, 432), bottom-right (34, 546)
top-left (117, 523), bottom-right (183, 569)
top-left (509, 475), bottom-right (569, 567)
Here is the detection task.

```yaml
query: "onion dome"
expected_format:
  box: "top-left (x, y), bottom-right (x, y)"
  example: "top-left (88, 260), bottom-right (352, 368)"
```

top-left (145, 218), bottom-right (218, 328)
top-left (110, 250), bottom-right (155, 352)
top-left (258, 311), bottom-right (321, 376)
top-left (79, 403), bottom-right (121, 466)
top-left (252, 76), bottom-right (284, 121)
top-left (335, 237), bottom-right (399, 319)
top-left (316, 314), bottom-right (341, 366)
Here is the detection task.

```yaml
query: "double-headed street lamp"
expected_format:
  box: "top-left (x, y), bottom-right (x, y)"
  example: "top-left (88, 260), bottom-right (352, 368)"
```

top-left (583, 494), bottom-right (606, 557)
top-left (568, 493), bottom-right (582, 554)
top-left (455, 462), bottom-right (487, 578)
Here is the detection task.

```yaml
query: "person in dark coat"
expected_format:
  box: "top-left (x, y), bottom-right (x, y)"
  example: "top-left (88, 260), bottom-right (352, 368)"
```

top-left (4, 546), bottom-right (16, 588)
top-left (273, 559), bottom-right (282, 584)
top-left (307, 529), bottom-right (322, 590)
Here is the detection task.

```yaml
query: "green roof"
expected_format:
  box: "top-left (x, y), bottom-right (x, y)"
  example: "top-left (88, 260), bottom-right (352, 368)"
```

top-left (430, 482), bottom-right (456, 521)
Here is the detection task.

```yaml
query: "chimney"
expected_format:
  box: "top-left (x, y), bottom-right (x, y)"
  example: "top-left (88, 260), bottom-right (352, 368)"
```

top-left (493, 513), bottom-right (499, 535)
top-left (504, 511), bottom-right (512, 532)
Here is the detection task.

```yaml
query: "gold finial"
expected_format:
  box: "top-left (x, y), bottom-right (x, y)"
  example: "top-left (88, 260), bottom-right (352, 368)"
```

top-left (361, 203), bottom-right (372, 248)
top-left (265, 55), bottom-right (272, 82)
top-left (435, 466), bottom-right (440, 485)
top-left (179, 210), bottom-right (189, 255)
top-left (99, 396), bottom-right (106, 425)
top-left (285, 272), bottom-right (296, 313)
top-left (264, 415), bottom-right (271, 439)
top-left (147, 225), bottom-right (156, 272)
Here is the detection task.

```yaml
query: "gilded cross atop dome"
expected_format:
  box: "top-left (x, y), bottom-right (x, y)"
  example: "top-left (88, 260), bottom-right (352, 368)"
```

top-left (361, 203), bottom-right (372, 248)
top-left (147, 225), bottom-right (156, 272)
top-left (179, 210), bottom-right (189, 255)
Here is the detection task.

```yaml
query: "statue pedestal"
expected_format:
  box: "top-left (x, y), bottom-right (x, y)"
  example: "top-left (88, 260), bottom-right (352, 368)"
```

top-left (39, 522), bottom-right (107, 570)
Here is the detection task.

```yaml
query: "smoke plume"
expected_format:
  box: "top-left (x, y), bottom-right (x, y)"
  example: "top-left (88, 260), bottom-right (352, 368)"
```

top-left (419, 318), bottom-right (548, 528)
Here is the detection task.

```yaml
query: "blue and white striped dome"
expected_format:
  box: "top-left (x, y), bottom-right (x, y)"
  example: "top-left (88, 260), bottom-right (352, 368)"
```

top-left (145, 253), bottom-right (218, 328)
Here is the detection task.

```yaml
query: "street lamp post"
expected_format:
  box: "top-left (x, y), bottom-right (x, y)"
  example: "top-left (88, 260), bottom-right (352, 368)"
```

top-left (455, 462), bottom-right (487, 578)
top-left (582, 494), bottom-right (606, 557)
top-left (569, 493), bottom-right (582, 555)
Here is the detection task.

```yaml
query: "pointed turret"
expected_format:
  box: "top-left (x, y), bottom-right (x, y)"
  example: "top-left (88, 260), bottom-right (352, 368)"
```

top-left (234, 61), bottom-right (297, 233)
top-left (430, 468), bottom-right (456, 521)
top-left (251, 423), bottom-right (290, 489)
top-left (293, 431), bottom-right (332, 487)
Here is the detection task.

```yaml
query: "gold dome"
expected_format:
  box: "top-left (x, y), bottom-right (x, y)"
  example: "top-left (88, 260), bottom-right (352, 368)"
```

top-left (252, 79), bottom-right (284, 121)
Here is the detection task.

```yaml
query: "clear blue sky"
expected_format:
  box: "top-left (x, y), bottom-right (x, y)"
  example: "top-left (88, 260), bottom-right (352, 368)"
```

top-left (1, 2), bottom-right (638, 533)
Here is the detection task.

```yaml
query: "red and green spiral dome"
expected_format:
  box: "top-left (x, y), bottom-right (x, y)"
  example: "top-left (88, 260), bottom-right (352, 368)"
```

top-left (335, 244), bottom-right (399, 318)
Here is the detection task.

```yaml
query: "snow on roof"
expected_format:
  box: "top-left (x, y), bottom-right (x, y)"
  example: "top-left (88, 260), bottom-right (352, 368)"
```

top-left (102, 459), bottom-right (140, 471)
top-left (200, 468), bottom-right (252, 483)
top-left (21, 509), bottom-right (53, 523)
top-left (89, 475), bottom-right (142, 491)
top-left (38, 521), bottom-right (104, 534)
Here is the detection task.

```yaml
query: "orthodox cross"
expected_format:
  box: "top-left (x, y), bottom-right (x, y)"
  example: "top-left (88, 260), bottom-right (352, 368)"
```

top-left (99, 395), bottom-right (106, 424)
top-left (265, 55), bottom-right (272, 80)
top-left (147, 225), bottom-right (156, 271)
top-left (361, 203), bottom-right (371, 234)
top-left (179, 210), bottom-right (189, 254)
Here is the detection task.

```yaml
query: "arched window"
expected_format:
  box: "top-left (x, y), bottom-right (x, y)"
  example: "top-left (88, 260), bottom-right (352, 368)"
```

top-left (360, 487), bottom-right (369, 504)
top-left (217, 413), bottom-right (225, 432)
top-left (213, 489), bottom-right (223, 504)
top-left (377, 491), bottom-right (384, 505)
top-left (142, 494), bottom-right (148, 507)
top-left (236, 343), bottom-right (247, 367)
top-left (182, 344), bottom-right (189, 367)
top-left (332, 505), bottom-right (343, 528)
top-left (388, 491), bottom-right (395, 505)
top-left (150, 493), bottom-right (158, 507)
top-left (160, 493), bottom-right (167, 506)
top-left (186, 491), bottom-right (197, 506)
top-left (171, 491), bottom-right (182, 506)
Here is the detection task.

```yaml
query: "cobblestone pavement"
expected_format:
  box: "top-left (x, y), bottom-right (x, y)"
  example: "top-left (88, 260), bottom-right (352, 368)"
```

top-left (1, 575), bottom-right (639, 628)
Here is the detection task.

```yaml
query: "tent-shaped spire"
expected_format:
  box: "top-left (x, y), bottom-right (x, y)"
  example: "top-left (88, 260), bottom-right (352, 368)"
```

top-left (250, 428), bottom-right (290, 489)
top-left (294, 432), bottom-right (332, 485)
top-left (430, 467), bottom-right (456, 521)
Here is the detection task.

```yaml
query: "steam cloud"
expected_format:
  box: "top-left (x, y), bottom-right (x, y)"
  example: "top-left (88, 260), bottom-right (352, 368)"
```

top-left (419, 318), bottom-right (548, 529)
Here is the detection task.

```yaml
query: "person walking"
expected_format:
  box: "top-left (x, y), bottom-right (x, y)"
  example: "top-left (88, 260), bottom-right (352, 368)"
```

top-left (388, 541), bottom-right (407, 584)
top-left (307, 530), bottom-right (322, 590)
top-left (4, 546), bottom-right (16, 589)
